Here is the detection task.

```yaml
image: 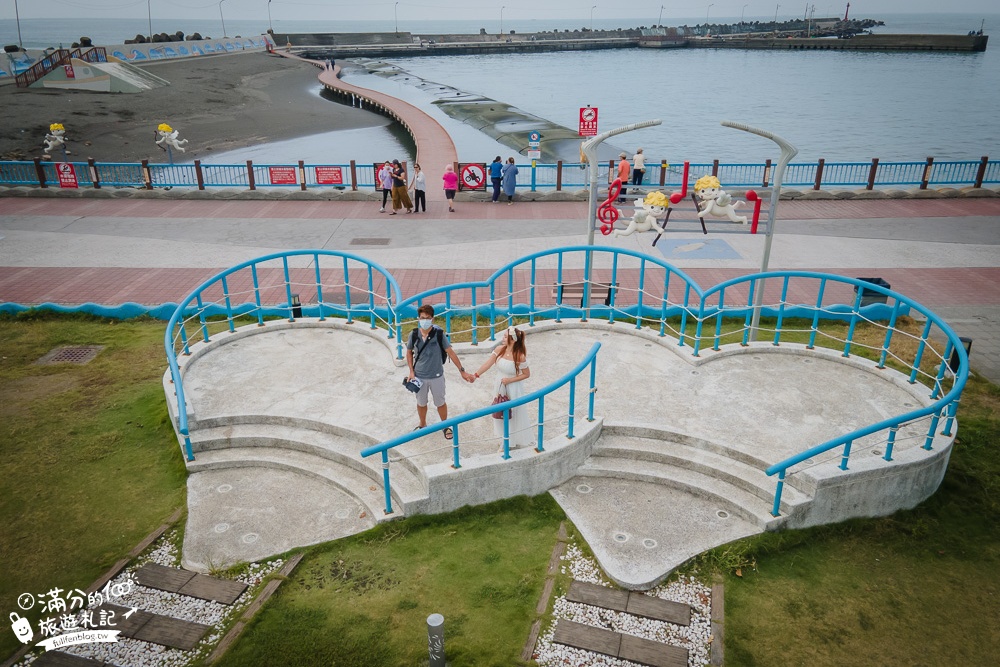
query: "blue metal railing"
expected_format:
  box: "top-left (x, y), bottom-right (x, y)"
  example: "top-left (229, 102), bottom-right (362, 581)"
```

top-left (162, 246), bottom-right (968, 522)
top-left (164, 250), bottom-right (402, 461)
top-left (359, 342), bottom-right (602, 515)
top-left (7, 157), bottom-right (997, 191)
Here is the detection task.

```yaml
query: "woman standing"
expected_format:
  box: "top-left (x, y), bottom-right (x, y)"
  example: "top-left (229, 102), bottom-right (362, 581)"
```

top-left (442, 164), bottom-right (458, 212)
top-left (489, 156), bottom-right (503, 203)
top-left (501, 157), bottom-right (518, 205)
top-left (474, 326), bottom-right (533, 450)
top-left (378, 161), bottom-right (393, 212)
top-left (632, 148), bottom-right (646, 186)
top-left (390, 159), bottom-right (413, 215)
top-left (410, 163), bottom-right (426, 213)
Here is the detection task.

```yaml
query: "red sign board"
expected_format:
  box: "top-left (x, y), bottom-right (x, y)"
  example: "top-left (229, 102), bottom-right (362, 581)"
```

top-left (458, 163), bottom-right (486, 191)
top-left (579, 106), bottom-right (598, 136)
top-left (56, 163), bottom-right (78, 189)
top-left (268, 166), bottom-right (298, 185)
top-left (315, 166), bottom-right (343, 185)
top-left (63, 64), bottom-right (75, 79)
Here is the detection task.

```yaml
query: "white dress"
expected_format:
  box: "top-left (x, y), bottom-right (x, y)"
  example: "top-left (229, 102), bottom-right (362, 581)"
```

top-left (493, 357), bottom-right (534, 449)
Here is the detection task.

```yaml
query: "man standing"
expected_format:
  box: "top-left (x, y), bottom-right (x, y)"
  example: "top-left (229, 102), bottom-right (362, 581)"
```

top-left (406, 305), bottom-right (473, 439)
top-left (617, 151), bottom-right (630, 203)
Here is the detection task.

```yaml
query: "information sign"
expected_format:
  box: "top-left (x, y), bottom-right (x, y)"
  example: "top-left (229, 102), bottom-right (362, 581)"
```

top-left (268, 166), bottom-right (298, 185)
top-left (315, 166), bottom-right (343, 185)
top-left (578, 106), bottom-right (598, 136)
top-left (56, 163), bottom-right (78, 189)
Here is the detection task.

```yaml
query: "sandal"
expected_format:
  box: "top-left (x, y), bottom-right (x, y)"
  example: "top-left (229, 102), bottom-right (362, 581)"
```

top-left (413, 425), bottom-right (425, 431)
top-left (443, 427), bottom-right (453, 440)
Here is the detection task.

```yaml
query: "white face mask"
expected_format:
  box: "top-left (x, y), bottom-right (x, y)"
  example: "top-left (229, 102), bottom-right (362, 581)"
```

top-left (418, 319), bottom-right (433, 330)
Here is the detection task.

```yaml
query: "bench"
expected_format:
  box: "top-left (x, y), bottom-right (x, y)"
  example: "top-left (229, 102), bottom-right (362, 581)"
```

top-left (553, 281), bottom-right (618, 307)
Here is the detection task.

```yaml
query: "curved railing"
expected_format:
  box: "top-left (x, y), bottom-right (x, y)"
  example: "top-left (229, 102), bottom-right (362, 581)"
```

top-left (164, 249), bottom-right (402, 461)
top-left (360, 342), bottom-right (602, 515)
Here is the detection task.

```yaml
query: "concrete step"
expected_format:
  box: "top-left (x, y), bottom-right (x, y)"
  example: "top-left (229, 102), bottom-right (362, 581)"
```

top-left (594, 432), bottom-right (812, 513)
top-left (188, 421), bottom-right (427, 505)
top-left (187, 446), bottom-right (425, 519)
top-left (578, 455), bottom-right (788, 530)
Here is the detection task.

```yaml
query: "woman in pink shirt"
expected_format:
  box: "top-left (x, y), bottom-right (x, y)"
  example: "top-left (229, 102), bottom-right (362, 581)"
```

top-left (442, 164), bottom-right (458, 212)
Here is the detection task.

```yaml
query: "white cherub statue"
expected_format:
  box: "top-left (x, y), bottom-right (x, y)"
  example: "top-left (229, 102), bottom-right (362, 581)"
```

top-left (613, 191), bottom-right (671, 237)
top-left (155, 123), bottom-right (189, 152)
top-left (694, 174), bottom-right (747, 224)
top-left (43, 123), bottom-right (68, 159)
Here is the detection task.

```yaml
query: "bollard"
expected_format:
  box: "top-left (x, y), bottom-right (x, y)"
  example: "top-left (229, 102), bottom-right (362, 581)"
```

top-left (427, 613), bottom-right (445, 666)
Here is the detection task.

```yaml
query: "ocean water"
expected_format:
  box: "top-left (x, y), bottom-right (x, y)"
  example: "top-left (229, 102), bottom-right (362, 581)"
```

top-left (2, 13), bottom-right (997, 164)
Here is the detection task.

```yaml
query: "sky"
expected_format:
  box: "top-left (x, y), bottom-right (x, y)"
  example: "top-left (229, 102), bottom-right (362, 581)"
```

top-left (1, 0), bottom-right (997, 23)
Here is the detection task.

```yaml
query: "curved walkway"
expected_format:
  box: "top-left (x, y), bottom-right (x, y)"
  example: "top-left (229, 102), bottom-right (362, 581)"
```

top-left (280, 52), bottom-right (458, 171)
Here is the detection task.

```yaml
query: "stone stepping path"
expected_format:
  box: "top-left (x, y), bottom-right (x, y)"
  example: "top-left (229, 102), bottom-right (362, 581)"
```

top-left (553, 580), bottom-right (692, 667)
top-left (134, 563), bottom-right (248, 605)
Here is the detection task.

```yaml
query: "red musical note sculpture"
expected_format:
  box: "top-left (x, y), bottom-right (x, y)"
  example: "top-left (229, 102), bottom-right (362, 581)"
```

top-left (598, 178), bottom-right (622, 236)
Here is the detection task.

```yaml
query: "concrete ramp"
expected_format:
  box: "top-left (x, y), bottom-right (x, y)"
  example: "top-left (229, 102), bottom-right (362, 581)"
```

top-left (38, 57), bottom-right (169, 93)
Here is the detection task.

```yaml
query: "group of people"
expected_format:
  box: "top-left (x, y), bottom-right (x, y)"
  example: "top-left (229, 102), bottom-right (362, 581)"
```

top-left (405, 305), bottom-right (533, 450)
top-left (378, 157), bottom-right (521, 214)
top-left (616, 148), bottom-right (646, 203)
top-left (489, 156), bottom-right (520, 205)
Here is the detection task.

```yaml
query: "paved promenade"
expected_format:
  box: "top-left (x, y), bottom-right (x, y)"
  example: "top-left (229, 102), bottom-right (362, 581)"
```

top-left (1, 195), bottom-right (998, 382)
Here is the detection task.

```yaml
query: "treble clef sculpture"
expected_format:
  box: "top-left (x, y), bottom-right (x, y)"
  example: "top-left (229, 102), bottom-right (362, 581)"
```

top-left (598, 178), bottom-right (622, 235)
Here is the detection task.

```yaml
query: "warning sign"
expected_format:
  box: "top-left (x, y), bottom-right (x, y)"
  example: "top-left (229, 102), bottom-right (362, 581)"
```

top-left (56, 163), bottom-right (78, 189)
top-left (315, 166), bottom-right (343, 185)
top-left (268, 166), bottom-right (298, 185)
top-left (579, 106), bottom-right (598, 137)
top-left (458, 163), bottom-right (487, 191)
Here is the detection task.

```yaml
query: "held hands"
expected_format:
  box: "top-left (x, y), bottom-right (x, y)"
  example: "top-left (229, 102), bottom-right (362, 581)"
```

top-left (460, 370), bottom-right (475, 383)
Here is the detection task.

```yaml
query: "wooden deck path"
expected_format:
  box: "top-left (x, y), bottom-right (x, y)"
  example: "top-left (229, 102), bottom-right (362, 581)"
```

top-left (135, 563), bottom-right (248, 605)
top-left (92, 603), bottom-right (210, 651)
top-left (552, 580), bottom-right (693, 667)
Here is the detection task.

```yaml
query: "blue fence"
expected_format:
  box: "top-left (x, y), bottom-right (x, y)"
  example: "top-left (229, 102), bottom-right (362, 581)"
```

top-left (164, 246), bottom-right (968, 517)
top-left (6, 156), bottom-right (997, 192)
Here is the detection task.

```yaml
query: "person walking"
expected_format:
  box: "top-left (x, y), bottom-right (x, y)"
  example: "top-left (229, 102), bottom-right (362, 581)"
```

top-left (617, 151), bottom-right (630, 203)
top-left (631, 148), bottom-right (646, 186)
top-left (501, 157), bottom-right (518, 205)
top-left (489, 156), bottom-right (503, 203)
top-left (378, 161), bottom-right (393, 212)
top-left (390, 159), bottom-right (413, 215)
top-left (443, 164), bottom-right (458, 212)
top-left (406, 305), bottom-right (474, 439)
top-left (472, 326), bottom-right (533, 450)
top-left (410, 162), bottom-right (426, 213)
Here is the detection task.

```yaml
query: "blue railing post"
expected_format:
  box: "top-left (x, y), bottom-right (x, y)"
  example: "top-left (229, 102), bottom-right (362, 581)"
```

top-left (741, 280), bottom-right (755, 346)
top-left (843, 288), bottom-right (863, 357)
top-left (942, 399), bottom-right (959, 437)
top-left (489, 283), bottom-right (497, 341)
top-left (772, 277), bottom-right (790, 345)
top-left (342, 256), bottom-right (352, 323)
top-left (282, 257), bottom-right (295, 321)
top-left (501, 413), bottom-right (511, 460)
top-left (220, 276), bottom-right (235, 332)
top-left (839, 439), bottom-right (853, 470)
top-left (452, 425), bottom-right (462, 468)
top-left (659, 271), bottom-right (670, 337)
top-left (588, 356), bottom-right (597, 421)
top-left (251, 264), bottom-right (265, 327)
top-left (808, 279), bottom-right (826, 349)
top-left (924, 409), bottom-right (942, 450)
top-left (196, 295), bottom-right (210, 342)
top-left (536, 395), bottom-right (545, 452)
top-left (182, 434), bottom-right (194, 462)
top-left (771, 470), bottom-right (785, 517)
top-left (884, 426), bottom-right (898, 461)
top-left (878, 301), bottom-right (902, 368)
top-left (909, 320), bottom-right (933, 384)
top-left (635, 259), bottom-right (646, 329)
top-left (713, 289), bottom-right (725, 350)
top-left (567, 377), bottom-right (577, 439)
top-left (315, 257), bottom-right (326, 321)
top-left (380, 450), bottom-right (394, 515)
top-left (529, 259), bottom-right (537, 327)
top-left (530, 161), bottom-right (537, 192)
top-left (179, 325), bottom-right (190, 355)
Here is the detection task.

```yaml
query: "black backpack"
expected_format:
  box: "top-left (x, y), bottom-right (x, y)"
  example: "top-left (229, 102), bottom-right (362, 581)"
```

top-left (409, 327), bottom-right (448, 365)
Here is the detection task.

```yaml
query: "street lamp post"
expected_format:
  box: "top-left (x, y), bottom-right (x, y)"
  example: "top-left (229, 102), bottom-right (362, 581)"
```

top-left (590, 5), bottom-right (597, 31)
top-left (394, 2), bottom-right (400, 33)
top-left (147, 0), bottom-right (153, 42)
top-left (218, 0), bottom-right (228, 38)
top-left (741, 3), bottom-right (749, 23)
top-left (658, 4), bottom-right (665, 27)
top-left (707, 3), bottom-right (714, 22)
top-left (500, 6), bottom-right (505, 36)
top-left (720, 121), bottom-right (798, 342)
top-left (267, 0), bottom-right (273, 33)
top-left (14, 0), bottom-right (23, 49)
top-left (773, 3), bottom-right (780, 34)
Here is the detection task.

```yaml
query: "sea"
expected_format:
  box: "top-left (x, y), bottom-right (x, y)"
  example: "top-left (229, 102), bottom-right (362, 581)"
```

top-left (2, 13), bottom-right (998, 165)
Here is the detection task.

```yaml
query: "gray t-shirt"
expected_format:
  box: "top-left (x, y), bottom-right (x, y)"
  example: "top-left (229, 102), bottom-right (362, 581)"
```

top-left (407, 325), bottom-right (452, 379)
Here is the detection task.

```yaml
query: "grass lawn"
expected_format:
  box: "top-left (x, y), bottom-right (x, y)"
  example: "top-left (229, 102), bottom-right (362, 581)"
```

top-left (1, 313), bottom-right (996, 665)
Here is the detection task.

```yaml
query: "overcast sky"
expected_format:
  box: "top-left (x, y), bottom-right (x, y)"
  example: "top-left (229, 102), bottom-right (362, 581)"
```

top-left (1, 0), bottom-right (996, 22)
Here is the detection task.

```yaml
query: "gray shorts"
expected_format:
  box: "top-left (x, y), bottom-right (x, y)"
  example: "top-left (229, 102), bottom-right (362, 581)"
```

top-left (415, 375), bottom-right (447, 407)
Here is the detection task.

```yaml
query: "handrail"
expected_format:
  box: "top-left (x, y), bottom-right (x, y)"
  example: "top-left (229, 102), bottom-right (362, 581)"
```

top-left (360, 342), bottom-right (602, 515)
top-left (164, 249), bottom-right (402, 462)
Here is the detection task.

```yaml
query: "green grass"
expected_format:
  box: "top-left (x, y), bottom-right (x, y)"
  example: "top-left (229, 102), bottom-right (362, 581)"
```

top-left (0, 313), bottom-right (187, 660)
top-left (211, 496), bottom-right (566, 667)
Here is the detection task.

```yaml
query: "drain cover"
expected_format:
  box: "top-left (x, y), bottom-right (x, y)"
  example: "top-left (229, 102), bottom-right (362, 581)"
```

top-left (349, 237), bottom-right (391, 246)
top-left (36, 346), bottom-right (104, 365)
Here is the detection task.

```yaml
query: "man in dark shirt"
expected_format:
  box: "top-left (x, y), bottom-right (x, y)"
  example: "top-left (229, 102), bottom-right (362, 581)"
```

top-left (406, 304), bottom-right (473, 438)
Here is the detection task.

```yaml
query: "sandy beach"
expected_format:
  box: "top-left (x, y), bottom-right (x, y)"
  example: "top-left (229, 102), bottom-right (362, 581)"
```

top-left (0, 52), bottom-right (389, 163)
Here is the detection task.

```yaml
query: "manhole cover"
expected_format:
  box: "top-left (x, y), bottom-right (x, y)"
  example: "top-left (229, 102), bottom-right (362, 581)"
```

top-left (349, 237), bottom-right (391, 246)
top-left (36, 345), bottom-right (104, 365)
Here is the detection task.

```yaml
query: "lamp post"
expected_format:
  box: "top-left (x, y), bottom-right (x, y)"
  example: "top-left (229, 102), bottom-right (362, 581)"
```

top-left (707, 3), bottom-right (714, 22)
top-left (658, 4), bottom-right (665, 26)
top-left (147, 0), bottom-right (153, 42)
top-left (500, 5), bottom-right (505, 36)
top-left (773, 3), bottom-right (780, 34)
top-left (590, 5), bottom-right (597, 31)
top-left (720, 121), bottom-right (798, 342)
top-left (741, 3), bottom-right (749, 23)
top-left (267, 0), bottom-right (273, 33)
top-left (395, 2), bottom-right (400, 33)
top-left (218, 0), bottom-right (228, 38)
